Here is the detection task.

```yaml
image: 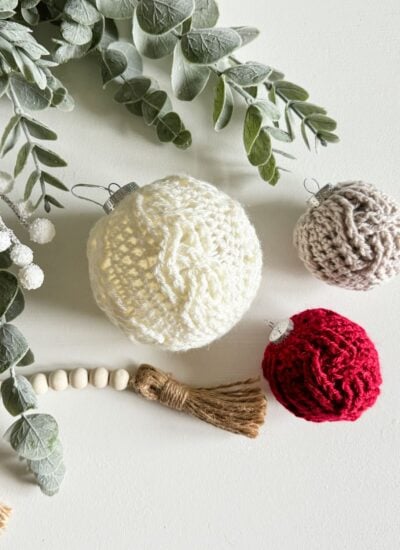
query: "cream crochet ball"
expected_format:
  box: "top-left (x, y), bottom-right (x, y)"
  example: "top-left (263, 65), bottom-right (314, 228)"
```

top-left (294, 181), bottom-right (400, 290)
top-left (87, 175), bottom-right (262, 351)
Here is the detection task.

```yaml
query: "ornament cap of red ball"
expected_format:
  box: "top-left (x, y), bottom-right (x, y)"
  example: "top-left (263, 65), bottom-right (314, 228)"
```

top-left (262, 308), bottom-right (382, 422)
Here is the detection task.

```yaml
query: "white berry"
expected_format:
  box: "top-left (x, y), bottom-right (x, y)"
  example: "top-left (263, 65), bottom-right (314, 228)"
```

top-left (16, 200), bottom-right (34, 219)
top-left (10, 244), bottom-right (33, 267)
top-left (18, 263), bottom-right (44, 290)
top-left (28, 218), bottom-right (56, 244)
top-left (0, 230), bottom-right (11, 252)
top-left (0, 172), bottom-right (14, 194)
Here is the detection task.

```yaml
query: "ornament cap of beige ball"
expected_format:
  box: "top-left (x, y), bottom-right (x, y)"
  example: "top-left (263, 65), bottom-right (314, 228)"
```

top-left (294, 181), bottom-right (400, 290)
top-left (87, 175), bottom-right (262, 351)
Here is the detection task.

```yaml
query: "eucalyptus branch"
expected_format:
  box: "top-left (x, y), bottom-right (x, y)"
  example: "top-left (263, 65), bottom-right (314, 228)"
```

top-left (0, 192), bottom-right (29, 228)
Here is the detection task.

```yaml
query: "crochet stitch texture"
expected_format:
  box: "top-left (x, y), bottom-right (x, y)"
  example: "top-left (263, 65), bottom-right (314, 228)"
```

top-left (87, 175), bottom-right (262, 351)
top-left (294, 181), bottom-right (400, 290)
top-left (262, 308), bottom-right (381, 422)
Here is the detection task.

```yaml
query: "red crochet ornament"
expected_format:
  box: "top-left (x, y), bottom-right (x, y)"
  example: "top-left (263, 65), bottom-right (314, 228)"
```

top-left (262, 309), bottom-right (382, 422)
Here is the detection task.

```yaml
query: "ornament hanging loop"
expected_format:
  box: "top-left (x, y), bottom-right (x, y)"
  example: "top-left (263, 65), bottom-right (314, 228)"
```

top-left (71, 182), bottom-right (139, 213)
top-left (303, 177), bottom-right (335, 207)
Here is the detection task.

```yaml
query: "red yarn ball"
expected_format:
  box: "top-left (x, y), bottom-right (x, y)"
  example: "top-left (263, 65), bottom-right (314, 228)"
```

top-left (262, 309), bottom-right (382, 422)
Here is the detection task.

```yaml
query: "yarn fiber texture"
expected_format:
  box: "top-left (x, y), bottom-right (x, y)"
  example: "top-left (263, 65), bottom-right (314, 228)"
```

top-left (294, 181), bottom-right (400, 290)
top-left (87, 175), bottom-right (262, 352)
top-left (262, 308), bottom-right (381, 422)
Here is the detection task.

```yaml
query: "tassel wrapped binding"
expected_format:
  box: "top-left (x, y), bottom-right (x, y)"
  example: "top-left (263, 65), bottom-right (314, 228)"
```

top-left (0, 503), bottom-right (11, 534)
top-left (130, 365), bottom-right (267, 438)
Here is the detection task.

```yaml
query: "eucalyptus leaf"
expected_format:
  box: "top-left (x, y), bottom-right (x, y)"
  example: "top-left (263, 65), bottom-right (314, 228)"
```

top-left (36, 460), bottom-right (66, 496)
top-left (292, 102), bottom-right (326, 117)
top-left (14, 142), bottom-right (31, 177)
top-left (64, 0), bottom-right (101, 26)
top-left (5, 413), bottom-right (58, 460)
top-left (181, 28), bottom-right (241, 64)
top-left (61, 20), bottom-right (93, 46)
top-left (44, 194), bottom-right (64, 209)
top-left (243, 104), bottom-right (263, 155)
top-left (171, 42), bottom-right (210, 101)
top-left (24, 169), bottom-right (39, 200)
top-left (231, 26), bottom-right (259, 46)
top-left (23, 116), bottom-right (57, 140)
top-left (89, 16), bottom-right (105, 50)
top-left (41, 171), bottom-right (68, 191)
top-left (0, 1), bottom-right (17, 10)
top-left (248, 128), bottom-right (271, 166)
top-left (6, 290), bottom-right (24, 324)
top-left (156, 112), bottom-right (182, 142)
top-left (0, 73), bottom-right (8, 97)
top-left (258, 155), bottom-right (276, 182)
top-left (132, 11), bottom-right (178, 59)
top-left (0, 323), bottom-right (29, 373)
top-left (284, 106), bottom-right (293, 140)
top-left (0, 250), bottom-right (12, 269)
top-left (213, 76), bottom-right (233, 131)
top-left (101, 47), bottom-right (127, 87)
top-left (306, 113), bottom-right (337, 132)
top-left (99, 17), bottom-right (118, 49)
top-left (21, 7), bottom-right (38, 25)
top-left (192, 0), bottom-right (219, 28)
top-left (17, 347), bottom-right (34, 366)
top-left (10, 75), bottom-right (51, 110)
top-left (265, 126), bottom-right (292, 142)
top-left (272, 148), bottom-right (296, 160)
top-left (125, 100), bottom-right (143, 116)
top-left (27, 440), bottom-right (63, 476)
top-left (114, 76), bottom-right (151, 103)
top-left (96, 0), bottom-right (136, 19)
top-left (1, 375), bottom-right (37, 416)
top-left (269, 168), bottom-right (280, 186)
top-left (253, 99), bottom-right (280, 122)
top-left (136, 0), bottom-right (194, 35)
top-left (34, 145), bottom-right (67, 167)
top-left (142, 90), bottom-right (170, 125)
top-left (108, 41), bottom-right (142, 81)
top-left (317, 130), bottom-right (339, 144)
top-left (275, 80), bottom-right (309, 101)
top-left (54, 41), bottom-right (90, 64)
top-left (224, 62), bottom-right (271, 86)
top-left (0, 114), bottom-right (20, 157)
top-left (17, 50), bottom-right (47, 90)
top-left (300, 120), bottom-right (310, 150)
top-left (173, 129), bottom-right (192, 149)
top-left (0, 271), bottom-right (18, 317)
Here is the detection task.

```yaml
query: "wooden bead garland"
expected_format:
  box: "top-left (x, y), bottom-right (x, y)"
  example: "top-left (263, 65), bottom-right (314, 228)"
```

top-left (20, 365), bottom-right (267, 438)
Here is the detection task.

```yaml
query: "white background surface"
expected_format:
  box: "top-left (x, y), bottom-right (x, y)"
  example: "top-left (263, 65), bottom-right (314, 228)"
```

top-left (1, 1), bottom-right (400, 548)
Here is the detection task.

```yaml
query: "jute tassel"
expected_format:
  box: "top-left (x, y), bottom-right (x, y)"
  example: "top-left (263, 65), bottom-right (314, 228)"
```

top-left (130, 365), bottom-right (267, 438)
top-left (0, 503), bottom-right (12, 534)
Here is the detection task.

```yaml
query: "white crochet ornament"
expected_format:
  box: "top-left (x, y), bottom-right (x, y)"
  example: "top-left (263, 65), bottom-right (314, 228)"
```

top-left (87, 175), bottom-right (262, 351)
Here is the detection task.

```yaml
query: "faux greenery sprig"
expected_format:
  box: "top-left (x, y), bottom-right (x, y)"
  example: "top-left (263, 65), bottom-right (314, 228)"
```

top-left (0, 265), bottom-right (65, 496)
top-left (1, 0), bottom-right (338, 188)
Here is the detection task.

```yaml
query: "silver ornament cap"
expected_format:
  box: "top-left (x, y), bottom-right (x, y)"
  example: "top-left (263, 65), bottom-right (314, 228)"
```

top-left (103, 182), bottom-right (139, 214)
top-left (269, 318), bottom-right (294, 344)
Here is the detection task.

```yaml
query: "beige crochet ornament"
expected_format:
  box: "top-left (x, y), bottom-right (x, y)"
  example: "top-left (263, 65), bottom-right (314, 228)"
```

top-left (87, 175), bottom-right (262, 351)
top-left (294, 181), bottom-right (400, 290)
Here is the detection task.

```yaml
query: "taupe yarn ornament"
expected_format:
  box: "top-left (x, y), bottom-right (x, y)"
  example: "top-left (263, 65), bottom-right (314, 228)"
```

top-left (294, 181), bottom-right (400, 290)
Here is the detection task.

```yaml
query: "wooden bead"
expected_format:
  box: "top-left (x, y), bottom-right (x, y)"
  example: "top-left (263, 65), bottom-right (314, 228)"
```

top-left (31, 373), bottom-right (48, 395)
top-left (109, 368), bottom-right (129, 391)
top-left (49, 369), bottom-right (68, 391)
top-left (69, 367), bottom-right (88, 389)
top-left (90, 367), bottom-right (109, 389)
